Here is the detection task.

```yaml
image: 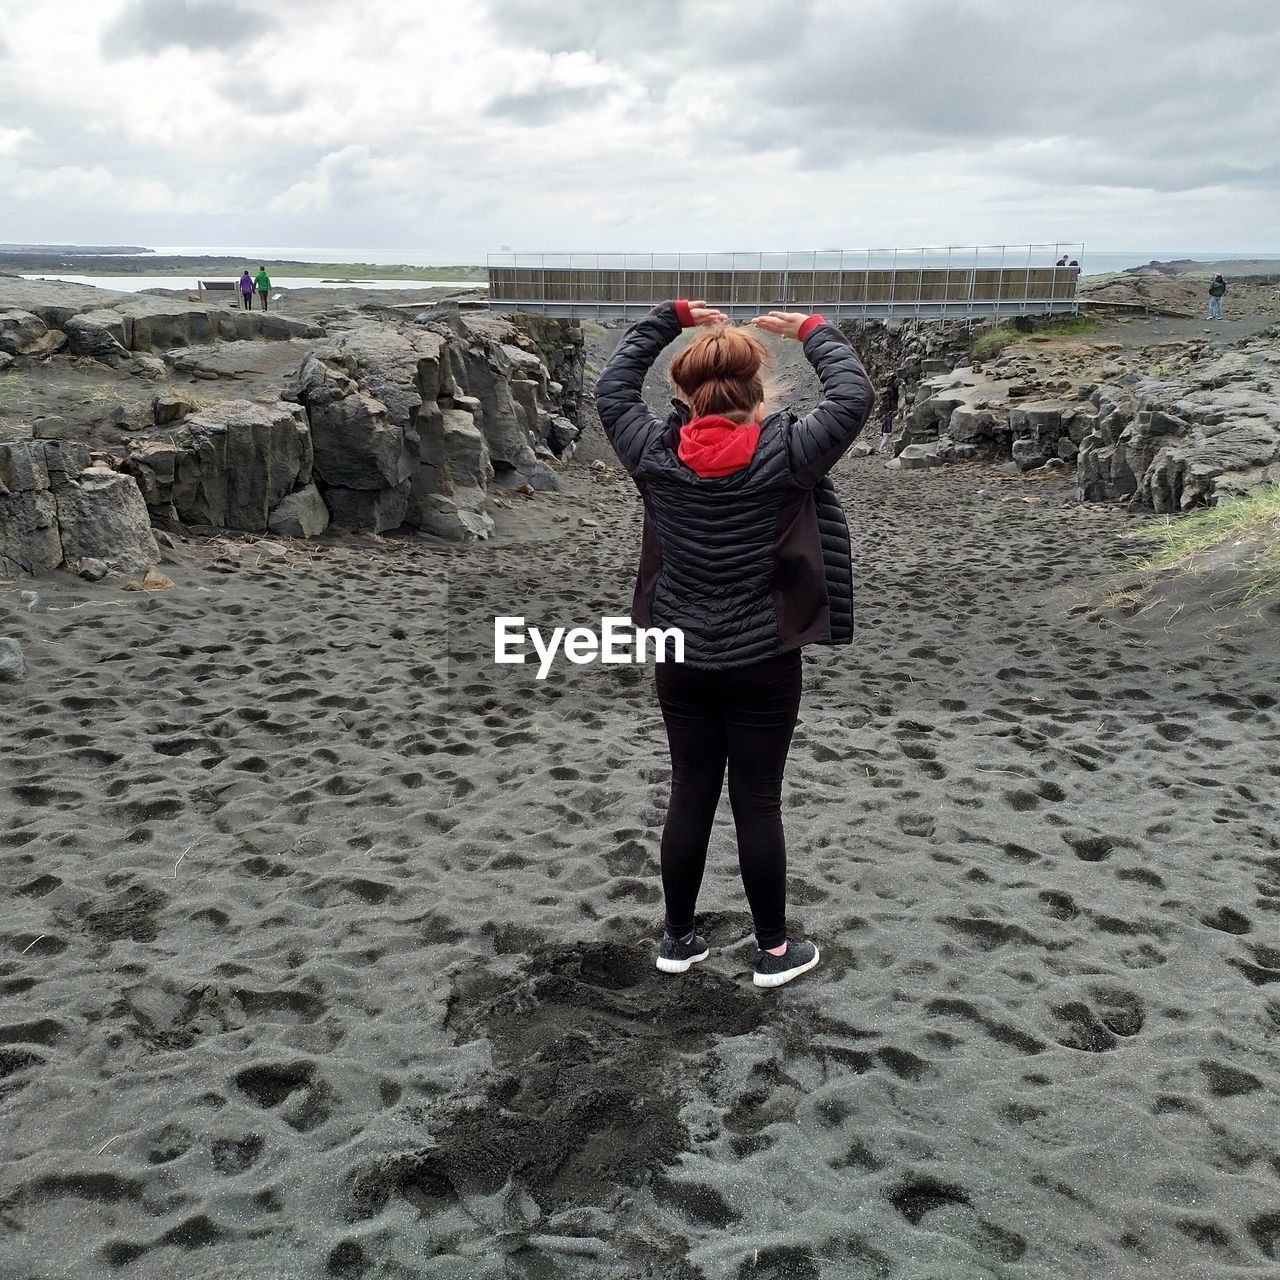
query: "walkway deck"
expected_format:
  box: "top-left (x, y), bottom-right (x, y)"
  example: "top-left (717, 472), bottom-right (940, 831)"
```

top-left (487, 246), bottom-right (1083, 321)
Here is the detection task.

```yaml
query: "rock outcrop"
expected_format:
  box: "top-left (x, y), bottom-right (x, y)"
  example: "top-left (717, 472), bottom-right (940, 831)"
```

top-left (0, 440), bottom-right (158, 578)
top-left (1078, 331), bottom-right (1280, 510)
top-left (1, 278), bottom-right (586, 571)
top-left (0, 310), bottom-right (67, 359)
top-left (123, 400), bottom-right (312, 532)
top-left (55, 466), bottom-right (159, 574)
top-left (0, 278), bottom-right (320, 366)
top-left (116, 306), bottom-right (571, 544)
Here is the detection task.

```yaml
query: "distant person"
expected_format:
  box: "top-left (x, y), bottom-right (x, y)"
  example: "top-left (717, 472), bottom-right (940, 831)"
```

top-left (1056, 255), bottom-right (1069, 267)
top-left (1068, 258), bottom-right (1079, 267)
top-left (877, 376), bottom-right (899, 452)
top-left (595, 300), bottom-right (874, 989)
top-left (239, 270), bottom-right (254, 310)
top-left (1208, 273), bottom-right (1227, 319)
top-left (255, 265), bottom-right (272, 311)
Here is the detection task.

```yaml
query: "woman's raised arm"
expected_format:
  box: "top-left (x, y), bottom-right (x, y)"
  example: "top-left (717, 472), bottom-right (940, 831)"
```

top-left (594, 300), bottom-right (727, 474)
top-left (753, 312), bottom-right (873, 483)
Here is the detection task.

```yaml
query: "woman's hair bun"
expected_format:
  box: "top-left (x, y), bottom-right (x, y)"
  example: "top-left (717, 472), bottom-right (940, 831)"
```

top-left (669, 325), bottom-right (767, 420)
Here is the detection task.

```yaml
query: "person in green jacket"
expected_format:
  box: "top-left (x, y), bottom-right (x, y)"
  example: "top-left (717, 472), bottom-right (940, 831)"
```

top-left (254, 266), bottom-right (272, 311)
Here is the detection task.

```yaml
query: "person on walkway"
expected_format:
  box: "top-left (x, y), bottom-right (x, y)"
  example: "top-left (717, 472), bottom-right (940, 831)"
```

top-left (595, 300), bottom-right (874, 988)
top-left (255, 265), bottom-right (272, 311)
top-left (239, 270), bottom-right (255, 311)
top-left (1208, 274), bottom-right (1227, 319)
top-left (878, 375), bottom-right (899, 453)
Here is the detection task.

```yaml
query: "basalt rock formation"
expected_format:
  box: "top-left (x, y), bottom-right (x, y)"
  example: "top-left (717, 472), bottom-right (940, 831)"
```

top-left (1078, 331), bottom-right (1280, 510)
top-left (0, 278), bottom-right (583, 578)
top-left (868, 318), bottom-right (1280, 513)
top-left (0, 439), bottom-right (158, 578)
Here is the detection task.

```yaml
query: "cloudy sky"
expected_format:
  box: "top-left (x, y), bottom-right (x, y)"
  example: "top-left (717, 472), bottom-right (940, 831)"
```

top-left (1, 0), bottom-right (1276, 257)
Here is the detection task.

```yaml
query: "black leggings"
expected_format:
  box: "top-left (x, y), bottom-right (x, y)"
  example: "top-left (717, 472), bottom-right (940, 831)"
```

top-left (654, 650), bottom-right (801, 949)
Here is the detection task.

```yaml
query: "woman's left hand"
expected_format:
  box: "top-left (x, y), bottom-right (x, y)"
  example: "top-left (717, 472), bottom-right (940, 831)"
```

top-left (687, 300), bottom-right (728, 326)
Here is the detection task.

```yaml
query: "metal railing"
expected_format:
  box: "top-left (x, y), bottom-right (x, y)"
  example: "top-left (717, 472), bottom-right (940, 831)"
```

top-left (486, 243), bottom-right (1084, 320)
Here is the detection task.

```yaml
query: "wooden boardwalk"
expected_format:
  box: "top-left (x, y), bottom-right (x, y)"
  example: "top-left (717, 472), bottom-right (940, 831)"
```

top-left (487, 247), bottom-right (1082, 320)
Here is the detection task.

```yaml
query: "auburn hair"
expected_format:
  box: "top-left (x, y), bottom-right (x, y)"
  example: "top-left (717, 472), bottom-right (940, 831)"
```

top-left (669, 325), bottom-right (766, 421)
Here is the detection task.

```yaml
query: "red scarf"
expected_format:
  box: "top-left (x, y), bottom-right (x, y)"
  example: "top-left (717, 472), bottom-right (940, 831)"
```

top-left (677, 415), bottom-right (761, 477)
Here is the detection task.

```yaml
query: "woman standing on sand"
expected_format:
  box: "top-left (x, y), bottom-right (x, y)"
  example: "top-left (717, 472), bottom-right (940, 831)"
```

top-left (595, 301), bottom-right (873, 988)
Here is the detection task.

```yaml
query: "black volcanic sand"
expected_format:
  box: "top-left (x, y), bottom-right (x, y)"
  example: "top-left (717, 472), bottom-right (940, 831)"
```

top-left (3, 431), bottom-right (1280, 1276)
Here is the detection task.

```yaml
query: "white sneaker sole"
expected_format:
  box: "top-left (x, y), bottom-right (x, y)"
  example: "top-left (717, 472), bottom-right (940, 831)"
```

top-left (753, 945), bottom-right (820, 988)
top-left (656, 948), bottom-right (709, 974)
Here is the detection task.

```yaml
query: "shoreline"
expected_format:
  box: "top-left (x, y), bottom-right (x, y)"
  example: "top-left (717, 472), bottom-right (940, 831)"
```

top-left (0, 253), bottom-right (487, 282)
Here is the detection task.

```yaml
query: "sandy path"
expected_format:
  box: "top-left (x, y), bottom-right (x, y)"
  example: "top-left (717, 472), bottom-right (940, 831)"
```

top-left (2, 451), bottom-right (1278, 1279)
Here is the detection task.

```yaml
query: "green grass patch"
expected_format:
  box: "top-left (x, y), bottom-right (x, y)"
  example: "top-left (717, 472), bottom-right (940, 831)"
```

top-left (972, 314), bottom-right (1097, 360)
top-left (1125, 486), bottom-right (1280, 604)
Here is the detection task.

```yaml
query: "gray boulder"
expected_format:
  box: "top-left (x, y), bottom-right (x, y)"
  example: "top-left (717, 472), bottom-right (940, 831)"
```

top-left (460, 341), bottom-right (539, 478)
top-left (308, 389), bottom-right (409, 490)
top-left (125, 401), bottom-right (311, 531)
top-left (296, 354), bottom-right (410, 492)
top-left (0, 442), bottom-right (61, 578)
top-left (268, 484), bottom-right (330, 538)
top-left (319, 323), bottom-right (452, 428)
top-left (74, 558), bottom-right (110, 581)
top-left (548, 415), bottom-right (580, 457)
top-left (39, 439), bottom-right (93, 487)
top-left (408, 407), bottom-right (493, 540)
top-left (64, 311), bottom-right (131, 367)
top-left (55, 466), bottom-right (160, 575)
top-left (0, 310), bottom-right (65, 359)
top-left (414, 495), bottom-right (495, 541)
top-left (0, 638), bottom-right (24, 682)
top-left (130, 354), bottom-right (167, 380)
top-left (323, 480), bottom-right (411, 533)
top-left (897, 443), bottom-right (940, 470)
top-left (153, 393), bottom-right (195, 425)
top-left (949, 406), bottom-right (997, 444)
top-left (1012, 438), bottom-right (1049, 471)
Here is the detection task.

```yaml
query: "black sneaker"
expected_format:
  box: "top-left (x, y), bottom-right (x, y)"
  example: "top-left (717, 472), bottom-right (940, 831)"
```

top-left (655, 931), bottom-right (710, 974)
top-left (753, 939), bottom-right (820, 988)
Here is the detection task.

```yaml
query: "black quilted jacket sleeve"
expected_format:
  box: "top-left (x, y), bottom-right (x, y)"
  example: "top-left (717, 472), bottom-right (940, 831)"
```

top-left (594, 302), bottom-right (684, 475)
top-left (787, 324), bottom-right (875, 484)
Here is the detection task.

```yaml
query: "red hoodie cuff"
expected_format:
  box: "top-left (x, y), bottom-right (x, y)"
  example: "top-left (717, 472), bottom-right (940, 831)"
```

top-left (797, 315), bottom-right (826, 341)
top-left (673, 299), bottom-right (695, 327)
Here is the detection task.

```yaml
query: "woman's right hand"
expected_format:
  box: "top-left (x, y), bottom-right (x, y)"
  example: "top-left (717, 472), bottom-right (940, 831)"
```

top-left (751, 311), bottom-right (811, 340)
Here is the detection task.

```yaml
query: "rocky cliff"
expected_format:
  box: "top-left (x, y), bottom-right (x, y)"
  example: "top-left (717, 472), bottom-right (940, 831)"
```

top-left (0, 280), bottom-right (582, 579)
top-left (1078, 332), bottom-right (1280, 509)
top-left (863, 315), bottom-right (1280, 512)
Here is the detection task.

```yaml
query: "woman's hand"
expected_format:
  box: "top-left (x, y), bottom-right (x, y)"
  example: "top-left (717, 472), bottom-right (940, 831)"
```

top-left (687, 300), bottom-right (728, 327)
top-left (751, 311), bottom-right (811, 340)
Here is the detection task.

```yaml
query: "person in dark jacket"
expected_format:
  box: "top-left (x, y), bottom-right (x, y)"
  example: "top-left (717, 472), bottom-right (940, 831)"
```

top-left (878, 375), bottom-right (899, 452)
top-left (1208, 274), bottom-right (1227, 319)
top-left (595, 299), bottom-right (874, 988)
top-left (238, 270), bottom-right (255, 310)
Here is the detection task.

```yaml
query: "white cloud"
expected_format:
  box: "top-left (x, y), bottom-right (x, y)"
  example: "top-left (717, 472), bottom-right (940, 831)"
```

top-left (0, 0), bottom-right (1276, 253)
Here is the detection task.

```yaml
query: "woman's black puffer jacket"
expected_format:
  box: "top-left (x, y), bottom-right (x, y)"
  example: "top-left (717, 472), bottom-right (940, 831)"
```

top-left (595, 302), bottom-right (874, 669)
